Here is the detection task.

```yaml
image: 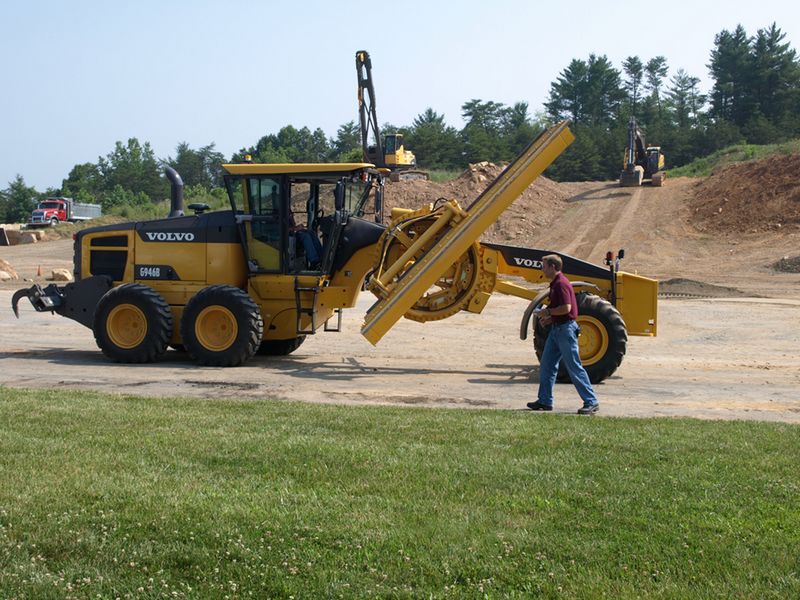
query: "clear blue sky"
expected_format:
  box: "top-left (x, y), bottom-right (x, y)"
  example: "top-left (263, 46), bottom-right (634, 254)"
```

top-left (1, 0), bottom-right (797, 190)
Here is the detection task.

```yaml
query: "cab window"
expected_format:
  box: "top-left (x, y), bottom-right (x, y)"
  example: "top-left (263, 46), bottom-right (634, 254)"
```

top-left (244, 177), bottom-right (282, 272)
top-left (248, 178), bottom-right (280, 215)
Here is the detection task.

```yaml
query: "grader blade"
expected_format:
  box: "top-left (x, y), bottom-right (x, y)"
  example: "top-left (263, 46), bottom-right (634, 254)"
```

top-left (361, 121), bottom-right (575, 345)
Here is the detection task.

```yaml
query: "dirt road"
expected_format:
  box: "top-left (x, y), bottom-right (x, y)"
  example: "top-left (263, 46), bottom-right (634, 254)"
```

top-left (2, 179), bottom-right (799, 422)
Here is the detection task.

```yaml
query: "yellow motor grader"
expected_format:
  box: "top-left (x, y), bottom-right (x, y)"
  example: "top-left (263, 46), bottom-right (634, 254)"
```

top-left (12, 122), bottom-right (657, 383)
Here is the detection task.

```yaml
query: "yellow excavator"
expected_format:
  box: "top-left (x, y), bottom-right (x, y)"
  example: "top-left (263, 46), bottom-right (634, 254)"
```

top-left (12, 122), bottom-right (658, 383)
top-left (355, 50), bottom-right (428, 182)
top-left (619, 117), bottom-right (666, 187)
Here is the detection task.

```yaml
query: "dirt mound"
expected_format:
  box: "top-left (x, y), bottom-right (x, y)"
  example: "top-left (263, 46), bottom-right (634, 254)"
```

top-left (691, 155), bottom-right (800, 234)
top-left (658, 278), bottom-right (750, 298)
top-left (382, 162), bottom-right (569, 246)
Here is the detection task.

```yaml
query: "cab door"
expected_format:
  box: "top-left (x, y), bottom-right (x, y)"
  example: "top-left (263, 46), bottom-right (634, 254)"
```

top-left (238, 176), bottom-right (284, 272)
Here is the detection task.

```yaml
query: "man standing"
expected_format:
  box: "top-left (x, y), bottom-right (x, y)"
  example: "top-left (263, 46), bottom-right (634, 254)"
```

top-left (527, 254), bottom-right (600, 415)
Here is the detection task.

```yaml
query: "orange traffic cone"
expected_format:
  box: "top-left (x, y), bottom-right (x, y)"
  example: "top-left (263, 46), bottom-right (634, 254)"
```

top-left (37, 265), bottom-right (42, 277)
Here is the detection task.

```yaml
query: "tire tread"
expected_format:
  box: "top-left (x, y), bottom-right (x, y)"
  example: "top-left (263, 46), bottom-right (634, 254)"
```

top-left (93, 283), bottom-right (172, 363)
top-left (181, 285), bottom-right (263, 367)
top-left (533, 293), bottom-right (627, 384)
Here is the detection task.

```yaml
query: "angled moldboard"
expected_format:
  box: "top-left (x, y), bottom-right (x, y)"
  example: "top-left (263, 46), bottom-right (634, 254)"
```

top-left (361, 120), bottom-right (575, 345)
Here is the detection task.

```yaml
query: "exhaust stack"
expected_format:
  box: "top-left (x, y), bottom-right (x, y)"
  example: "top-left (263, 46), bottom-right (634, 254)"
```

top-left (164, 167), bottom-right (184, 217)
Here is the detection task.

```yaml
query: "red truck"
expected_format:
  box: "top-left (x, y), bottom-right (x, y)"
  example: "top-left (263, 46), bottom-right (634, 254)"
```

top-left (29, 197), bottom-right (102, 227)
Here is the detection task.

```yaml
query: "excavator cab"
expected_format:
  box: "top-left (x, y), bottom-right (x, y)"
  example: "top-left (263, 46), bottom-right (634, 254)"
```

top-left (646, 146), bottom-right (665, 185)
top-left (382, 133), bottom-right (416, 168)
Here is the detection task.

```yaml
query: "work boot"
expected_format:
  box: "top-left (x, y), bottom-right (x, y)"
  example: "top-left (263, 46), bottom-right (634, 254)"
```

top-left (527, 401), bottom-right (553, 411)
top-left (577, 403), bottom-right (599, 415)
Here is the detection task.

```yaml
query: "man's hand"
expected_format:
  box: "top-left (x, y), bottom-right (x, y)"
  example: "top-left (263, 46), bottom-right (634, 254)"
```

top-left (536, 307), bottom-right (553, 326)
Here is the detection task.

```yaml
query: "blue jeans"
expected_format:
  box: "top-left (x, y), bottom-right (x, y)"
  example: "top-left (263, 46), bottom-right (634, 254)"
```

top-left (537, 320), bottom-right (598, 407)
top-left (296, 230), bottom-right (323, 265)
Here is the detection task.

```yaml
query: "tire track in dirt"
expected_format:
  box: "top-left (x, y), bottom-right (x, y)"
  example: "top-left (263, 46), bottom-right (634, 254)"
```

top-left (553, 185), bottom-right (637, 260)
top-left (583, 186), bottom-right (644, 260)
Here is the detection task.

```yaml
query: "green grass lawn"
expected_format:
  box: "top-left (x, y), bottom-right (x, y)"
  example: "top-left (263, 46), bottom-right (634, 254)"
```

top-left (1, 387), bottom-right (798, 598)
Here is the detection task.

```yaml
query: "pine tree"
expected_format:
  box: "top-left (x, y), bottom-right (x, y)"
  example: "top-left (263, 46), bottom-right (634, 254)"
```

top-left (330, 121), bottom-right (361, 161)
top-left (98, 138), bottom-right (168, 202)
top-left (461, 99), bottom-right (509, 163)
top-left (623, 56), bottom-right (645, 114)
top-left (644, 56), bottom-right (669, 122)
top-left (666, 69), bottom-right (705, 128)
top-left (751, 23), bottom-right (800, 131)
top-left (708, 25), bottom-right (755, 126)
top-left (545, 59), bottom-right (589, 124)
top-left (406, 108), bottom-right (461, 169)
top-left (167, 143), bottom-right (225, 189)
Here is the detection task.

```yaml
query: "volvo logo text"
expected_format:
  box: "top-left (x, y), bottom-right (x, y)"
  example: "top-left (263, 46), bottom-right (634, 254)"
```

top-left (513, 257), bottom-right (543, 268)
top-left (144, 232), bottom-right (195, 242)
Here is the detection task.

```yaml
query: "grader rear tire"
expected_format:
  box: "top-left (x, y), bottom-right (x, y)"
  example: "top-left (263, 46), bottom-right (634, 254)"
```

top-left (181, 285), bottom-right (263, 367)
top-left (258, 336), bottom-right (306, 356)
top-left (93, 284), bottom-right (172, 363)
top-left (533, 293), bottom-right (627, 384)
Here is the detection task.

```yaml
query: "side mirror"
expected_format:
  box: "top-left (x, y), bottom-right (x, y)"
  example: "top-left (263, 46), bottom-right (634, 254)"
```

top-left (618, 248), bottom-right (625, 260)
top-left (334, 181), bottom-right (345, 211)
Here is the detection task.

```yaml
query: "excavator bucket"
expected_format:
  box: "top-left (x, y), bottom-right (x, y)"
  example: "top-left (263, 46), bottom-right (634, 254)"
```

top-left (619, 166), bottom-right (644, 187)
top-left (361, 121), bottom-right (574, 345)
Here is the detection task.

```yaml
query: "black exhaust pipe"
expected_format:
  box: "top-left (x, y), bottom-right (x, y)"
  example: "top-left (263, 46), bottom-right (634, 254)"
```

top-left (164, 167), bottom-right (184, 217)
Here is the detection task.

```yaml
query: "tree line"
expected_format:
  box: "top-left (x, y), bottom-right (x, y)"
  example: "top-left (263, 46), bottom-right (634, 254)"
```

top-left (2, 22), bottom-right (797, 223)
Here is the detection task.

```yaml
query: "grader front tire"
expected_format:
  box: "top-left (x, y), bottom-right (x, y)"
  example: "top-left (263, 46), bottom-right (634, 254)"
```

top-left (181, 285), bottom-right (263, 367)
top-left (93, 284), bottom-right (172, 363)
top-left (533, 293), bottom-right (627, 384)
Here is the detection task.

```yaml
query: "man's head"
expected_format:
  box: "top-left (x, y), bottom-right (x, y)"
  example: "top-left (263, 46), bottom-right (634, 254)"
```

top-left (542, 254), bottom-right (562, 280)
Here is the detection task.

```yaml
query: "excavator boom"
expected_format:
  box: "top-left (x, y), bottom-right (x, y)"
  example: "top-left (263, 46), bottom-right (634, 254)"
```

top-left (355, 50), bottom-right (385, 168)
top-left (355, 50), bottom-right (426, 181)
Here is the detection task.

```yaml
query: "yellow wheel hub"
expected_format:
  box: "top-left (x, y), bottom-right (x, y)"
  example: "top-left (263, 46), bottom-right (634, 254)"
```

top-left (106, 303), bottom-right (147, 349)
top-left (576, 315), bottom-right (609, 366)
top-left (195, 306), bottom-right (238, 351)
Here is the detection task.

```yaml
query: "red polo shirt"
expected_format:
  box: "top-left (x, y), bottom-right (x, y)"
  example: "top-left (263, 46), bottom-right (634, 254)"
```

top-left (549, 271), bottom-right (578, 324)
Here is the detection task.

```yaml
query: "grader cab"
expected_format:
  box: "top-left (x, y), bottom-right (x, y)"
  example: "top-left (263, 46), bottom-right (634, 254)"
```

top-left (12, 122), bottom-right (657, 383)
